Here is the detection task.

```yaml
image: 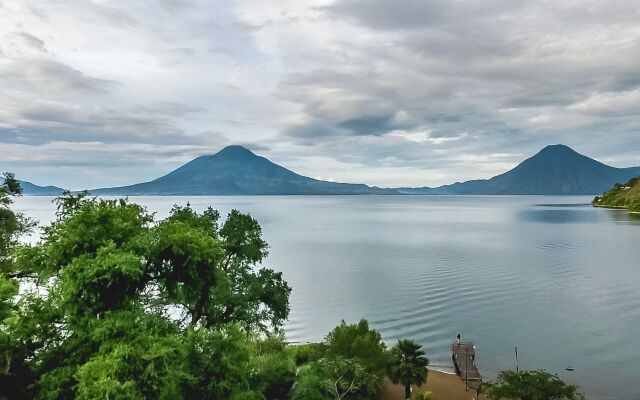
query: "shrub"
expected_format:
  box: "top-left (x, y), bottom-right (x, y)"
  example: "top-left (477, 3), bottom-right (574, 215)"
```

top-left (292, 357), bottom-right (379, 400)
top-left (250, 352), bottom-right (296, 400)
top-left (488, 370), bottom-right (584, 400)
top-left (288, 343), bottom-right (325, 365)
top-left (324, 319), bottom-right (387, 374)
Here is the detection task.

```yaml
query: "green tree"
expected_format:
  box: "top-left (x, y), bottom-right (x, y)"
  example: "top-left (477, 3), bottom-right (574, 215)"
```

top-left (0, 173), bottom-right (34, 275)
top-left (0, 174), bottom-right (36, 399)
top-left (291, 320), bottom-right (387, 400)
top-left (488, 370), bottom-right (584, 400)
top-left (325, 319), bottom-right (387, 374)
top-left (1, 193), bottom-right (291, 399)
top-left (150, 206), bottom-right (290, 330)
top-left (292, 357), bottom-right (379, 400)
top-left (387, 339), bottom-right (429, 400)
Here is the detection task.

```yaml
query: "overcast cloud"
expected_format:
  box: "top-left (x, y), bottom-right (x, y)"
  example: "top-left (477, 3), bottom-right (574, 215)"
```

top-left (1, 0), bottom-right (639, 189)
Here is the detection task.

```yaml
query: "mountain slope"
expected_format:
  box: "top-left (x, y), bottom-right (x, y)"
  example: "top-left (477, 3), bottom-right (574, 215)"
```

top-left (401, 145), bottom-right (640, 195)
top-left (19, 144), bottom-right (640, 196)
top-left (19, 181), bottom-right (65, 196)
top-left (92, 145), bottom-right (393, 195)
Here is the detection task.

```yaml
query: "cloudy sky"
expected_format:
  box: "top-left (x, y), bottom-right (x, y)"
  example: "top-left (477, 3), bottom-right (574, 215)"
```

top-left (1, 0), bottom-right (640, 189)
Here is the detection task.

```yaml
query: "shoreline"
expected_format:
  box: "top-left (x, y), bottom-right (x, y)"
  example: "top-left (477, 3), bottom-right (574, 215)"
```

top-left (287, 342), bottom-right (479, 399)
top-left (592, 204), bottom-right (628, 209)
top-left (380, 370), bottom-right (486, 400)
top-left (592, 203), bottom-right (640, 214)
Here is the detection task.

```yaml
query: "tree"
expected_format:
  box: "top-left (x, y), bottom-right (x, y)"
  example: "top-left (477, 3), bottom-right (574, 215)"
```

top-left (292, 357), bottom-right (379, 400)
top-left (488, 370), bottom-right (584, 400)
top-left (325, 319), bottom-right (387, 374)
top-left (150, 206), bottom-right (290, 330)
top-left (292, 320), bottom-right (387, 400)
top-left (0, 174), bottom-right (36, 398)
top-left (1, 194), bottom-right (291, 399)
top-left (387, 339), bottom-right (429, 400)
top-left (0, 173), bottom-right (34, 276)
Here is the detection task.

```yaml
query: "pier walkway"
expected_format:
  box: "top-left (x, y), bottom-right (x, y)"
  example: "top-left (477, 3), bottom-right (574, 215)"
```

top-left (452, 341), bottom-right (482, 390)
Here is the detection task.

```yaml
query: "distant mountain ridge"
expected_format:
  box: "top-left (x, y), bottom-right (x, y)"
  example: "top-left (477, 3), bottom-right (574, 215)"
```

top-left (17, 144), bottom-right (640, 196)
top-left (18, 181), bottom-right (65, 196)
top-left (400, 145), bottom-right (640, 195)
top-left (91, 145), bottom-right (392, 195)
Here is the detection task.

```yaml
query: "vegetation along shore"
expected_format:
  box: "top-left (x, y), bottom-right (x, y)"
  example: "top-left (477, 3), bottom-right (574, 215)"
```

top-left (1, 173), bottom-right (585, 399)
top-left (593, 176), bottom-right (640, 214)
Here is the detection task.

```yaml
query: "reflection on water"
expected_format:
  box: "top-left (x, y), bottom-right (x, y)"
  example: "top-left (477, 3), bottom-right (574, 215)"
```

top-left (14, 195), bottom-right (640, 400)
top-left (518, 209), bottom-right (599, 224)
top-left (604, 208), bottom-right (640, 223)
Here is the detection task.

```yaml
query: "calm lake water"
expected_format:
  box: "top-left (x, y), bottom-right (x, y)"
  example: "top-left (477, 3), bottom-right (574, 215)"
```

top-left (14, 195), bottom-right (640, 399)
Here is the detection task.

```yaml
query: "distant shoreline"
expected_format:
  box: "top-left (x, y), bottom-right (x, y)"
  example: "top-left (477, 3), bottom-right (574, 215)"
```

top-left (592, 204), bottom-right (628, 209)
top-left (592, 203), bottom-right (640, 214)
top-left (20, 193), bottom-right (600, 197)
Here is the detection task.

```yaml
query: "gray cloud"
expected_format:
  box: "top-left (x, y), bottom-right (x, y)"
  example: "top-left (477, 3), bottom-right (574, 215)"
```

top-left (0, 58), bottom-right (115, 94)
top-left (267, 0), bottom-right (640, 179)
top-left (325, 0), bottom-right (455, 31)
top-left (18, 32), bottom-right (46, 52)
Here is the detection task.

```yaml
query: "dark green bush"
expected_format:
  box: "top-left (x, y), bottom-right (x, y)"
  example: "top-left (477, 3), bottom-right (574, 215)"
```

top-left (288, 343), bottom-right (325, 365)
top-left (250, 352), bottom-right (296, 400)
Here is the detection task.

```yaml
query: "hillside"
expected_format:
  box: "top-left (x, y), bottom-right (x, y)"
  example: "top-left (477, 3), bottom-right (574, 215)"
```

top-left (401, 145), bottom-right (640, 195)
top-left (17, 144), bottom-right (640, 196)
top-left (91, 145), bottom-right (393, 195)
top-left (592, 176), bottom-right (640, 213)
top-left (19, 181), bottom-right (65, 196)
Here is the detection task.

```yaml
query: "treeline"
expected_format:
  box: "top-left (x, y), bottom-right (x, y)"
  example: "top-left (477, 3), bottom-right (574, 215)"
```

top-left (593, 176), bottom-right (640, 212)
top-left (0, 174), bottom-right (583, 400)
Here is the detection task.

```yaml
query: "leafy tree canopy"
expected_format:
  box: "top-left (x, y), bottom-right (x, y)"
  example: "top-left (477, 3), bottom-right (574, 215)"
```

top-left (0, 173), bottom-right (37, 398)
top-left (325, 319), bottom-right (388, 374)
top-left (0, 172), bottom-right (34, 276)
top-left (488, 370), bottom-right (585, 400)
top-left (1, 191), bottom-right (291, 399)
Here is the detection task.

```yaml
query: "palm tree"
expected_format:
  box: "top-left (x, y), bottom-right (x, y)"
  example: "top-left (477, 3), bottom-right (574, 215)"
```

top-left (387, 339), bottom-right (430, 400)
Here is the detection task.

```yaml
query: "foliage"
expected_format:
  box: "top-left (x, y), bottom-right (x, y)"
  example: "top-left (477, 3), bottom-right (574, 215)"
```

top-left (0, 174), bottom-right (37, 399)
top-left (592, 176), bottom-right (640, 213)
top-left (247, 333), bottom-right (297, 399)
top-left (250, 352), bottom-right (296, 399)
top-left (288, 343), bottom-right (326, 366)
top-left (387, 339), bottom-right (429, 400)
top-left (291, 320), bottom-right (387, 400)
top-left (0, 173), bottom-right (35, 275)
top-left (292, 357), bottom-right (379, 400)
top-left (289, 364), bottom-right (327, 400)
top-left (252, 332), bottom-right (288, 355)
top-left (0, 181), bottom-right (437, 400)
top-left (0, 192), bottom-right (291, 399)
top-left (325, 319), bottom-right (388, 374)
top-left (488, 370), bottom-right (584, 400)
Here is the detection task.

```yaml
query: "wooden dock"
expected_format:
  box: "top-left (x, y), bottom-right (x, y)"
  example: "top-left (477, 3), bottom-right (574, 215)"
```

top-left (452, 341), bottom-right (482, 390)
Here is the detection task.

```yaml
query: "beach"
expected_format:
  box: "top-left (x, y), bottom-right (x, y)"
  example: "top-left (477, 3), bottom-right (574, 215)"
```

top-left (380, 370), bottom-right (487, 400)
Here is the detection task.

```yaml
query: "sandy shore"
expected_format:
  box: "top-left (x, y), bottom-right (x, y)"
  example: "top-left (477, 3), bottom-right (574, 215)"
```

top-left (380, 370), bottom-right (487, 400)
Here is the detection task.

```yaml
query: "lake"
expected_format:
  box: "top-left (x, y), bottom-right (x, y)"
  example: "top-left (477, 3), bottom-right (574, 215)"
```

top-left (14, 195), bottom-right (640, 399)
